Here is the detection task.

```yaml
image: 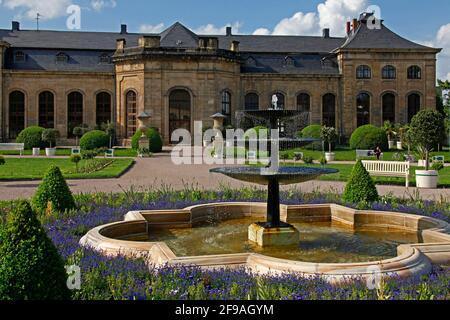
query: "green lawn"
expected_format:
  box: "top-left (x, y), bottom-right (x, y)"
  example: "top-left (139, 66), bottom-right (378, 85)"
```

top-left (0, 148), bottom-right (138, 157)
top-left (281, 146), bottom-right (450, 163)
top-left (0, 158), bottom-right (134, 180)
top-left (288, 163), bottom-right (450, 188)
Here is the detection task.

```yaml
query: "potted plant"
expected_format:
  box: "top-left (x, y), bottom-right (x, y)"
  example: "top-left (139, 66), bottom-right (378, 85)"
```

top-left (73, 127), bottom-right (84, 146)
top-left (408, 110), bottom-right (446, 189)
top-left (42, 129), bottom-right (59, 157)
top-left (383, 121), bottom-right (396, 149)
top-left (321, 126), bottom-right (337, 162)
top-left (394, 123), bottom-right (405, 150)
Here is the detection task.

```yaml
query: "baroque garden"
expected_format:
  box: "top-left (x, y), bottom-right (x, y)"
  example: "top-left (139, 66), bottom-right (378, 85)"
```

top-left (0, 11), bottom-right (449, 301)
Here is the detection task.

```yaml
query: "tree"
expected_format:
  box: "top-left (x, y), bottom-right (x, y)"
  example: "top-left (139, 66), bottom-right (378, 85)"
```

top-left (321, 126), bottom-right (337, 153)
top-left (41, 129), bottom-right (59, 148)
top-left (408, 110), bottom-right (446, 170)
top-left (383, 121), bottom-right (395, 141)
top-left (32, 165), bottom-right (76, 213)
top-left (0, 201), bottom-right (70, 300)
top-left (342, 160), bottom-right (379, 204)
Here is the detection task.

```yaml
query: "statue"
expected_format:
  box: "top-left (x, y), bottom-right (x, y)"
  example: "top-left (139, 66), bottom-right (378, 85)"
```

top-left (271, 94), bottom-right (278, 110)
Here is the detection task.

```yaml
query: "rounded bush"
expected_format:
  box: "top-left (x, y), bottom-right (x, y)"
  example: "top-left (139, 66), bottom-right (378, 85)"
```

top-left (32, 165), bottom-right (76, 214)
top-left (0, 201), bottom-right (70, 300)
top-left (131, 128), bottom-right (163, 153)
top-left (80, 130), bottom-right (109, 151)
top-left (16, 126), bottom-right (46, 149)
top-left (244, 126), bottom-right (269, 139)
top-left (350, 125), bottom-right (388, 151)
top-left (297, 125), bottom-right (322, 150)
top-left (342, 160), bottom-right (379, 203)
top-left (0, 156), bottom-right (5, 166)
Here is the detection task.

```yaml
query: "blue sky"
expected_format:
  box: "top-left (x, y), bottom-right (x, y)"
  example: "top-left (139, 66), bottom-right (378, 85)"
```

top-left (0, 0), bottom-right (449, 79)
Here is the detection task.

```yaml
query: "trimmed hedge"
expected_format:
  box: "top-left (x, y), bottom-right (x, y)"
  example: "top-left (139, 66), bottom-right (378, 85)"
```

top-left (16, 126), bottom-right (46, 149)
top-left (349, 125), bottom-right (388, 151)
top-left (131, 128), bottom-right (163, 153)
top-left (32, 165), bottom-right (76, 214)
top-left (80, 130), bottom-right (109, 151)
top-left (0, 201), bottom-right (70, 300)
top-left (342, 160), bottom-right (379, 203)
top-left (297, 125), bottom-right (322, 150)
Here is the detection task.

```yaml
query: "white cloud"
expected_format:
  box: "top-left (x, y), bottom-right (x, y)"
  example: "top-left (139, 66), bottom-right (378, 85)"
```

top-left (253, 28), bottom-right (271, 36)
top-left (91, 0), bottom-right (117, 12)
top-left (139, 23), bottom-right (166, 34)
top-left (253, 0), bottom-right (368, 37)
top-left (435, 23), bottom-right (450, 81)
top-left (193, 22), bottom-right (242, 35)
top-left (3, 0), bottom-right (72, 20)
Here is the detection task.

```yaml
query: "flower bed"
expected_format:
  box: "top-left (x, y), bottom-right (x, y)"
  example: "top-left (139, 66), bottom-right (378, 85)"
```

top-left (1, 187), bottom-right (449, 300)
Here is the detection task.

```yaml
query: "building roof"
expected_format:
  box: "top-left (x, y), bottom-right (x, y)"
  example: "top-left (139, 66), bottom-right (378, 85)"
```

top-left (339, 14), bottom-right (438, 51)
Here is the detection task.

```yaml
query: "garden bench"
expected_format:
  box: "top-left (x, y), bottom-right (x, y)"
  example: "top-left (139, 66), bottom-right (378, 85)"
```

top-left (361, 160), bottom-right (410, 187)
top-left (0, 143), bottom-right (25, 156)
top-left (71, 147), bottom-right (81, 155)
top-left (356, 149), bottom-right (383, 160)
top-left (105, 149), bottom-right (115, 158)
top-left (432, 156), bottom-right (445, 164)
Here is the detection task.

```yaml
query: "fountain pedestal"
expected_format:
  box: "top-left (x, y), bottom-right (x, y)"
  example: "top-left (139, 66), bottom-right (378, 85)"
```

top-left (249, 223), bottom-right (299, 247)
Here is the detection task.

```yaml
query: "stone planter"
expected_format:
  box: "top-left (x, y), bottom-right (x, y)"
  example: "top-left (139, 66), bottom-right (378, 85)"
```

top-left (397, 142), bottom-right (403, 150)
top-left (388, 140), bottom-right (395, 149)
top-left (325, 152), bottom-right (335, 162)
top-left (418, 160), bottom-right (428, 168)
top-left (416, 170), bottom-right (438, 189)
top-left (32, 148), bottom-right (40, 156)
top-left (45, 148), bottom-right (56, 157)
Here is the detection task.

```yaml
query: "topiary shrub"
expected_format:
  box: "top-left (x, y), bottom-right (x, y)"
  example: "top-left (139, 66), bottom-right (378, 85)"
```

top-left (297, 125), bottom-right (322, 150)
top-left (342, 160), bottom-right (379, 203)
top-left (0, 156), bottom-right (5, 166)
top-left (79, 130), bottom-right (109, 151)
top-left (0, 201), bottom-right (70, 300)
top-left (32, 165), bottom-right (76, 214)
top-left (16, 126), bottom-right (46, 149)
top-left (131, 128), bottom-right (163, 153)
top-left (350, 125), bottom-right (388, 151)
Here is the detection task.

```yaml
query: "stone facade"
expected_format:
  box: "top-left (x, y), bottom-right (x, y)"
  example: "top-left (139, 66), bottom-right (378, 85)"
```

top-left (0, 14), bottom-right (441, 144)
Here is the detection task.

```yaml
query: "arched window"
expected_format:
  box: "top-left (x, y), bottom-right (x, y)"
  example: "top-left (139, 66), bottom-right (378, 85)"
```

top-left (356, 93), bottom-right (371, 127)
top-left (39, 91), bottom-right (54, 128)
top-left (125, 91), bottom-right (137, 138)
top-left (221, 91), bottom-right (232, 126)
top-left (296, 93), bottom-right (310, 113)
top-left (407, 66), bottom-right (421, 79)
top-left (169, 89), bottom-right (191, 140)
top-left (9, 91), bottom-right (25, 139)
top-left (382, 93), bottom-right (396, 123)
top-left (14, 51), bottom-right (26, 63)
top-left (245, 93), bottom-right (259, 111)
top-left (322, 93), bottom-right (336, 127)
top-left (271, 92), bottom-right (285, 109)
top-left (408, 93), bottom-right (421, 123)
top-left (96, 92), bottom-right (111, 125)
top-left (68, 92), bottom-right (83, 137)
top-left (356, 65), bottom-right (371, 79)
top-left (382, 65), bottom-right (396, 79)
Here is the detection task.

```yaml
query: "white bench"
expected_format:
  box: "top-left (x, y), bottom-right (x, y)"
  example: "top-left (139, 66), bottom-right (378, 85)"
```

top-left (0, 143), bottom-right (25, 156)
top-left (356, 149), bottom-right (383, 160)
top-left (362, 160), bottom-right (410, 187)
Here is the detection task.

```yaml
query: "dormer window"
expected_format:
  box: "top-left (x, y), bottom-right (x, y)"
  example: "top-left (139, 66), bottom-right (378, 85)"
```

top-left (14, 51), bottom-right (26, 63)
top-left (284, 56), bottom-right (295, 67)
top-left (99, 53), bottom-right (111, 64)
top-left (56, 52), bottom-right (69, 63)
top-left (246, 56), bottom-right (257, 67)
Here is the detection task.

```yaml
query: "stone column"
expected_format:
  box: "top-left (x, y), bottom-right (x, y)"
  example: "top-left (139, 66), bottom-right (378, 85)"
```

top-left (0, 42), bottom-right (8, 141)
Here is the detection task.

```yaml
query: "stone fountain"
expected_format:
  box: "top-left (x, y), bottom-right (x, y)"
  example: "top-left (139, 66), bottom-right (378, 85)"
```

top-left (210, 96), bottom-right (338, 247)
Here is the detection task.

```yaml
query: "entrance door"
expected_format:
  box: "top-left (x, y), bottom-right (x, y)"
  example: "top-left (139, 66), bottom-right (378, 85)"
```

top-left (169, 89), bottom-right (191, 142)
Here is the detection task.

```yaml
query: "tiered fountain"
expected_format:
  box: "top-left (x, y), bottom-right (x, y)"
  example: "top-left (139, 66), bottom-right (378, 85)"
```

top-left (211, 96), bottom-right (338, 247)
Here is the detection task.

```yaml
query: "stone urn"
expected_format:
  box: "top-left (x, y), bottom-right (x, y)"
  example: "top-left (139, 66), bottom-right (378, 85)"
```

top-left (416, 170), bottom-right (438, 189)
top-left (325, 152), bottom-right (335, 162)
top-left (45, 148), bottom-right (56, 157)
top-left (397, 141), bottom-right (403, 150)
top-left (32, 148), bottom-right (40, 156)
top-left (388, 140), bottom-right (395, 150)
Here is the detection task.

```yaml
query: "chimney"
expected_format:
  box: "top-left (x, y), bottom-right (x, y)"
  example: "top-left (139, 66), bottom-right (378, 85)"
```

top-left (116, 38), bottom-right (126, 52)
top-left (12, 21), bottom-right (20, 31)
top-left (346, 21), bottom-right (351, 35)
top-left (226, 26), bottom-right (232, 36)
top-left (230, 40), bottom-right (240, 52)
top-left (322, 28), bottom-right (330, 38)
top-left (352, 19), bottom-right (358, 32)
top-left (120, 24), bottom-right (127, 34)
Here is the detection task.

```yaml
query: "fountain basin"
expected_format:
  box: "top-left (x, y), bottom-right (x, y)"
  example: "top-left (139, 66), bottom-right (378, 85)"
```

top-left (210, 167), bottom-right (338, 186)
top-left (80, 203), bottom-right (450, 283)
